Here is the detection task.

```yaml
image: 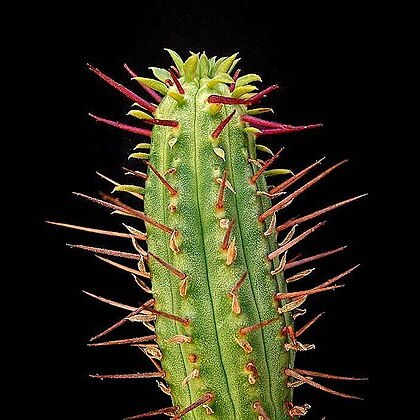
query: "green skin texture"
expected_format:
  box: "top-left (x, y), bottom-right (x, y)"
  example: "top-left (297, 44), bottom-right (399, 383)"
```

top-left (144, 76), bottom-right (295, 419)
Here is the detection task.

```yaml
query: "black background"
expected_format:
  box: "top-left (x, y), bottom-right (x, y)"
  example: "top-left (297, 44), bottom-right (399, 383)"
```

top-left (32, 1), bottom-right (382, 419)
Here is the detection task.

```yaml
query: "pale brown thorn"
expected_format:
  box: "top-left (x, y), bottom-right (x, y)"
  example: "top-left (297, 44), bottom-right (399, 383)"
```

top-left (284, 246), bottom-right (347, 270)
top-left (276, 194), bottom-right (367, 233)
top-left (260, 160), bottom-right (347, 221)
top-left (293, 368), bottom-right (368, 381)
top-left (240, 316), bottom-right (280, 335)
top-left (73, 192), bottom-right (132, 215)
top-left (287, 253), bottom-right (302, 264)
top-left (173, 393), bottom-right (214, 419)
top-left (88, 336), bottom-right (156, 347)
top-left (269, 158), bottom-right (324, 194)
top-left (285, 369), bottom-right (364, 400)
top-left (145, 307), bottom-right (189, 326)
top-left (122, 167), bottom-right (147, 180)
top-left (251, 147), bottom-right (284, 184)
top-left (275, 285), bottom-right (344, 300)
top-left (89, 299), bottom-right (154, 342)
top-left (268, 221), bottom-right (326, 261)
top-left (221, 219), bottom-right (235, 250)
top-left (148, 251), bottom-right (187, 280)
top-left (253, 401), bottom-right (270, 419)
top-left (100, 193), bottom-right (174, 234)
top-left (124, 406), bottom-right (178, 419)
top-left (46, 221), bottom-right (147, 241)
top-left (145, 161), bottom-right (177, 195)
top-left (216, 171), bottom-right (228, 209)
top-left (314, 265), bottom-right (360, 290)
top-left (90, 372), bottom-right (164, 380)
top-left (296, 312), bottom-right (325, 337)
top-left (68, 244), bottom-right (141, 260)
top-left (82, 290), bottom-right (137, 311)
top-left (96, 255), bottom-right (150, 279)
top-left (230, 271), bottom-right (248, 295)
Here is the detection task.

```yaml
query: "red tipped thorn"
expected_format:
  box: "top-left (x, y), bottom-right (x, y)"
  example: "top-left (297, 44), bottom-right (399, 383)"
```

top-left (212, 110), bottom-right (236, 139)
top-left (208, 84), bottom-right (279, 105)
top-left (87, 64), bottom-right (156, 113)
top-left (123, 63), bottom-right (162, 103)
top-left (142, 118), bottom-right (179, 127)
top-left (89, 113), bottom-right (152, 137)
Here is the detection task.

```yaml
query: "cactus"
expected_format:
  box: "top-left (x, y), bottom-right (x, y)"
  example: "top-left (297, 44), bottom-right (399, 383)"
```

top-left (48, 50), bottom-right (366, 419)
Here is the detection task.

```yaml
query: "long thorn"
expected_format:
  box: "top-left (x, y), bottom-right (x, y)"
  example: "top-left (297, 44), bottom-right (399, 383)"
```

top-left (46, 221), bottom-right (146, 241)
top-left (284, 246), bottom-right (347, 270)
top-left (314, 265), bottom-right (360, 289)
top-left (243, 114), bottom-right (317, 129)
top-left (275, 285), bottom-right (344, 300)
top-left (96, 255), bottom-right (150, 278)
top-left (216, 171), bottom-right (228, 209)
top-left (270, 158), bottom-right (324, 194)
top-left (173, 393), bottom-right (214, 419)
top-left (208, 84), bottom-right (279, 105)
top-left (268, 221), bottom-right (326, 260)
top-left (88, 336), bottom-right (156, 347)
top-left (285, 369), bottom-right (363, 400)
top-left (90, 372), bottom-right (164, 380)
top-left (212, 110), bottom-right (236, 139)
top-left (251, 147), bottom-right (284, 183)
top-left (261, 160), bottom-right (348, 221)
top-left (124, 406), bottom-right (178, 420)
top-left (145, 162), bottom-right (177, 195)
top-left (144, 307), bottom-right (189, 326)
top-left (293, 368), bottom-right (368, 381)
top-left (240, 316), bottom-right (280, 335)
top-left (89, 299), bottom-right (154, 342)
top-left (100, 193), bottom-right (174, 234)
top-left (296, 312), bottom-right (325, 337)
top-left (68, 244), bottom-right (140, 260)
top-left (123, 63), bottom-right (162, 103)
top-left (256, 124), bottom-right (323, 136)
top-left (142, 118), bottom-right (179, 127)
top-left (221, 219), bottom-right (235, 250)
top-left (87, 64), bottom-right (156, 113)
top-left (89, 113), bottom-right (152, 137)
top-left (83, 290), bottom-right (137, 311)
top-left (148, 251), bottom-right (187, 280)
top-left (276, 194), bottom-right (367, 232)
